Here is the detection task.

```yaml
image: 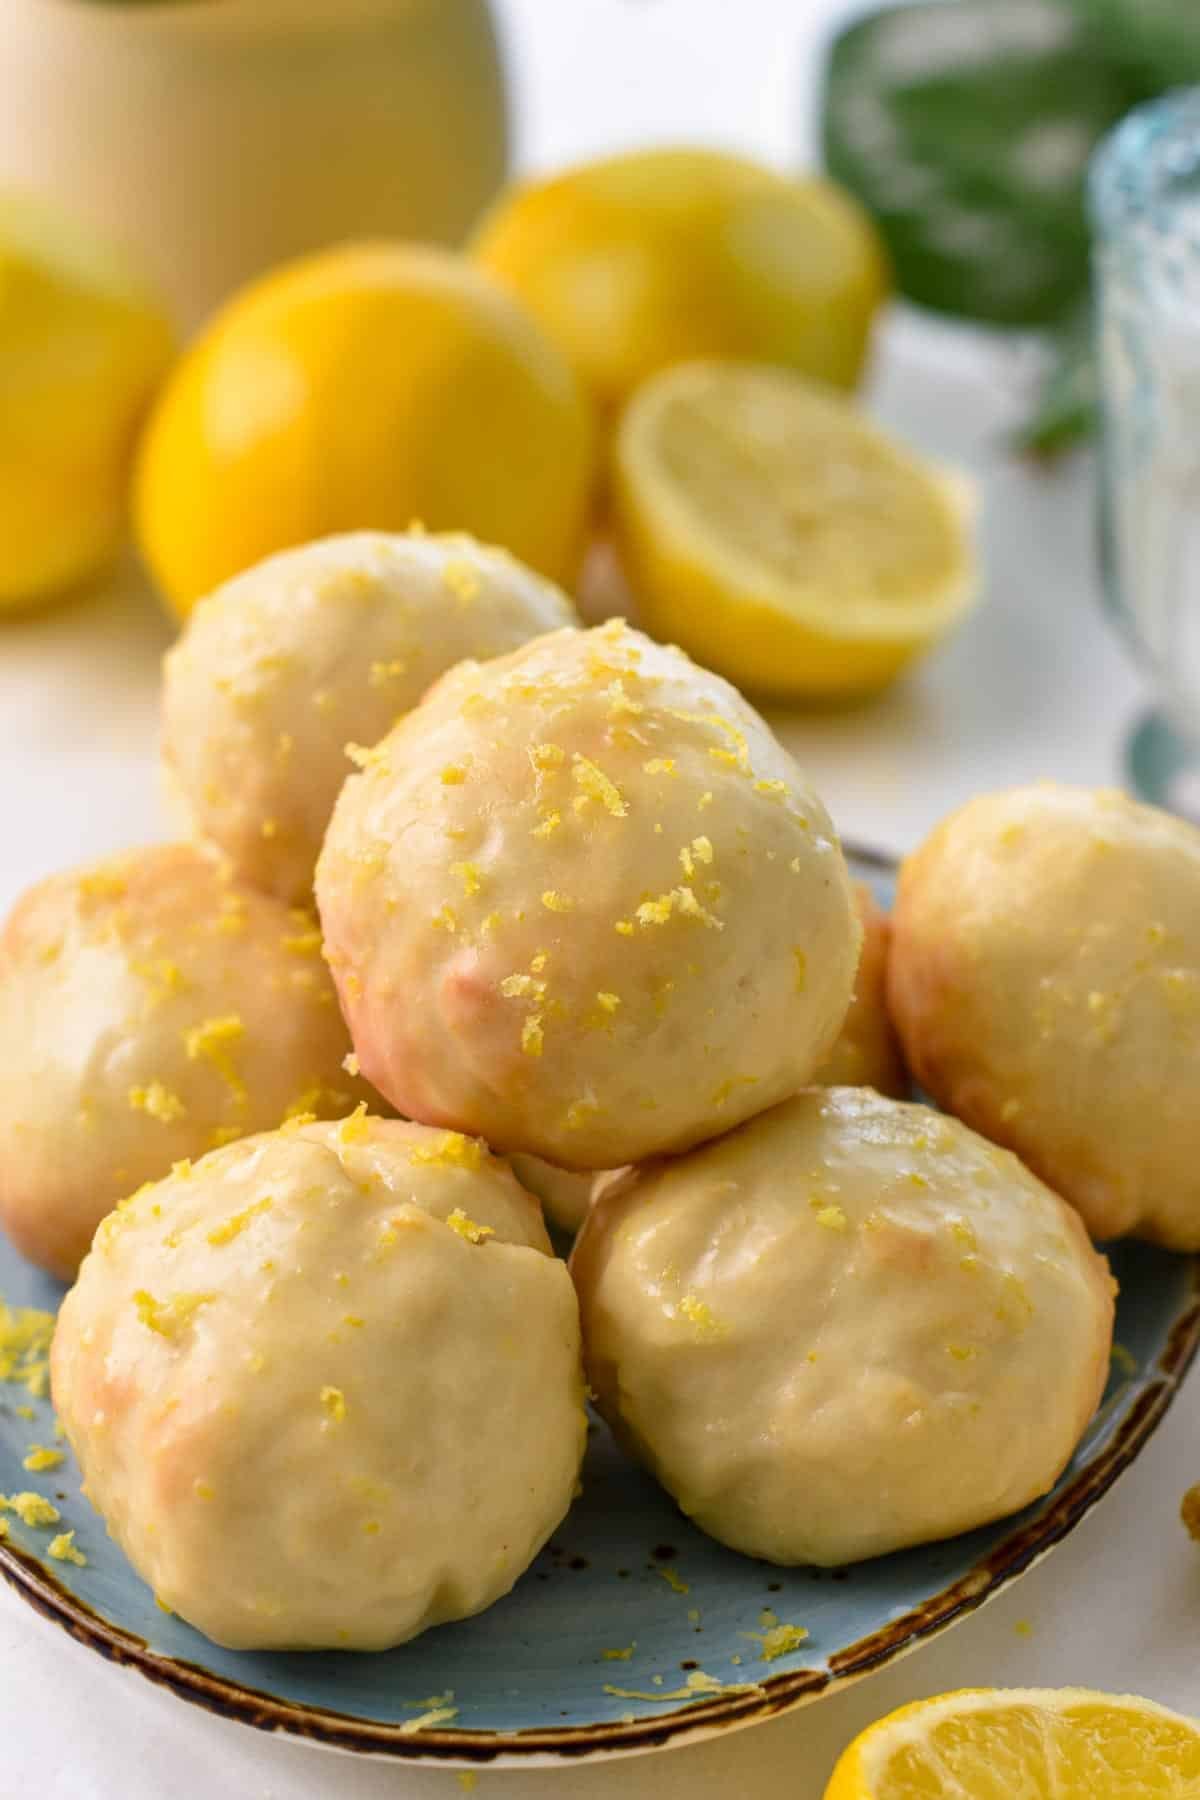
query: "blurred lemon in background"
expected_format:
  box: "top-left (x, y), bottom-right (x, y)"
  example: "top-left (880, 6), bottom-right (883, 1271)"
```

top-left (473, 147), bottom-right (888, 421)
top-left (823, 1686), bottom-right (1200, 1798)
top-left (135, 243), bottom-right (596, 618)
top-left (0, 191), bottom-right (172, 610)
top-left (613, 359), bottom-right (977, 700)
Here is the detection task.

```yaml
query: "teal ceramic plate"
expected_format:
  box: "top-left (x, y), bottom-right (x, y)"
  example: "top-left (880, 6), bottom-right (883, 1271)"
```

top-left (1, 848), bottom-right (1197, 1769)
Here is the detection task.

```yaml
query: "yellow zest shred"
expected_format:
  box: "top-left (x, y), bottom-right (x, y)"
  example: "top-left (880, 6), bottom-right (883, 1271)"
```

top-left (793, 948), bottom-right (807, 993)
top-left (127, 1081), bottom-right (187, 1124)
top-left (541, 890), bottom-right (574, 913)
top-left (22, 1446), bottom-right (63, 1473)
top-left (450, 861), bottom-right (482, 898)
top-left (709, 1074), bottom-right (758, 1109)
top-left (440, 763), bottom-right (468, 785)
top-left (606, 679), bottom-right (644, 718)
top-left (399, 1703), bottom-right (458, 1735)
top-left (446, 1209), bottom-right (495, 1246)
top-left (532, 810), bottom-right (561, 839)
top-left (678, 1293), bottom-right (725, 1336)
top-left (596, 992), bottom-right (621, 1013)
top-left (77, 868), bottom-right (127, 902)
top-left (47, 1531), bottom-right (87, 1567)
top-left (744, 1622), bottom-right (809, 1661)
top-left (0, 1492), bottom-right (60, 1527)
top-left (207, 1198), bottom-right (273, 1246)
top-left (282, 927), bottom-right (322, 957)
top-left (216, 894), bottom-right (247, 934)
top-left (320, 1386), bottom-right (346, 1423)
top-left (530, 743), bottom-right (565, 772)
top-left (643, 758), bottom-right (675, 775)
top-left (636, 887), bottom-right (722, 931)
top-left (344, 741), bottom-right (390, 772)
top-left (134, 1290), bottom-right (216, 1339)
top-left (813, 1204), bottom-right (848, 1233)
top-left (654, 1564), bottom-right (689, 1595)
top-left (522, 1015), bottom-right (545, 1058)
top-left (130, 957), bottom-right (186, 1005)
top-left (409, 1132), bottom-right (483, 1171)
top-left (184, 1014), bottom-right (247, 1106)
top-left (443, 557), bottom-right (481, 602)
top-left (343, 1052), bottom-right (360, 1078)
top-left (336, 1102), bottom-right (371, 1145)
top-left (1181, 1484), bottom-right (1200, 1542)
top-left (500, 974), bottom-right (537, 998)
top-left (602, 1671), bottom-right (742, 1703)
top-left (614, 920), bottom-right (635, 936)
top-left (602, 1644), bottom-right (637, 1660)
top-left (572, 754), bottom-right (627, 818)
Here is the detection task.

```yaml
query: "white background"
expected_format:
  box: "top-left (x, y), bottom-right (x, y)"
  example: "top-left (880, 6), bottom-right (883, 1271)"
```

top-left (4, 1), bottom-right (1200, 1795)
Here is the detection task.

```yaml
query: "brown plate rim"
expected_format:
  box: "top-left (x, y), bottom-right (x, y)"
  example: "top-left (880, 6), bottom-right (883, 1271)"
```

top-left (3, 842), bottom-right (1198, 1766)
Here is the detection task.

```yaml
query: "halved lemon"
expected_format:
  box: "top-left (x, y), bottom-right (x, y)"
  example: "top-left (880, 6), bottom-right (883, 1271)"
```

top-left (824, 1687), bottom-right (1200, 1799)
top-left (612, 358), bottom-right (977, 700)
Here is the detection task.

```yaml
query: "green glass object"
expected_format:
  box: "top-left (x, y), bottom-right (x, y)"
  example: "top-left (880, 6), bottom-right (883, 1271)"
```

top-left (822, 0), bottom-right (1138, 328)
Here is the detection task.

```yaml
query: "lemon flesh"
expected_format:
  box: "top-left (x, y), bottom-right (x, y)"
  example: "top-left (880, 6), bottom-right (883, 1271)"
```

top-left (473, 147), bottom-right (887, 420)
top-left (134, 242), bottom-right (596, 618)
top-left (0, 191), bottom-right (173, 609)
top-left (825, 1687), bottom-right (1200, 1800)
top-left (613, 358), bottom-right (977, 699)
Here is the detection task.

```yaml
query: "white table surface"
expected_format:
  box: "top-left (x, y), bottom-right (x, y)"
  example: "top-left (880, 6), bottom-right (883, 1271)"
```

top-left (4, 1), bottom-right (1199, 1794)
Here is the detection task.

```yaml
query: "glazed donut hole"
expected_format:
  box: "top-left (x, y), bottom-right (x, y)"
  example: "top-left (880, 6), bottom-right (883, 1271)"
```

top-left (162, 530), bottom-right (578, 902)
top-left (571, 1087), bottom-right (1115, 1567)
top-left (0, 842), bottom-right (374, 1278)
top-left (51, 1116), bottom-right (586, 1652)
top-left (889, 783), bottom-right (1200, 1248)
top-left (814, 881), bottom-right (905, 1096)
top-left (315, 620), bottom-right (861, 1170)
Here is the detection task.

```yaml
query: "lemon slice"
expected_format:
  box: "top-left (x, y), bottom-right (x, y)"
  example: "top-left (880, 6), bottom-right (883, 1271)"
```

top-left (612, 358), bottom-right (977, 699)
top-left (824, 1687), bottom-right (1200, 1799)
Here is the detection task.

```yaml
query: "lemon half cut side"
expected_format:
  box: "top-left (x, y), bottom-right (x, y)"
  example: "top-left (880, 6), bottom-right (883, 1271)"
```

top-left (824, 1686), bottom-right (1200, 1800)
top-left (613, 358), bottom-right (978, 700)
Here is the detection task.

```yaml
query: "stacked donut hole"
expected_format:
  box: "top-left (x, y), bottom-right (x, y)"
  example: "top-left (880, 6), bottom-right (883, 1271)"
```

top-left (27, 531), bottom-right (1150, 1654)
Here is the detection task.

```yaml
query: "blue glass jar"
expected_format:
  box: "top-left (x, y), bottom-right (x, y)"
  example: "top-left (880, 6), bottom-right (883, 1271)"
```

top-left (1091, 90), bottom-right (1200, 806)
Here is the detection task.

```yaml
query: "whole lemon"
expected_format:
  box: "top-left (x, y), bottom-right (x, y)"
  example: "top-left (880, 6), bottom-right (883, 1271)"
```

top-left (472, 147), bottom-right (888, 420)
top-left (0, 192), bottom-right (173, 610)
top-left (134, 243), bottom-right (596, 617)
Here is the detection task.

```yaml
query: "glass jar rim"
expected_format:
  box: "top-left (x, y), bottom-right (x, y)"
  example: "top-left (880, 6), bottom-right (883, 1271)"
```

top-left (1089, 86), bottom-right (1200, 239)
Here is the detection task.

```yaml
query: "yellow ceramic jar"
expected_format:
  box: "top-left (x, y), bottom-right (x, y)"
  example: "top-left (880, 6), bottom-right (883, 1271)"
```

top-left (0, 0), bottom-right (509, 328)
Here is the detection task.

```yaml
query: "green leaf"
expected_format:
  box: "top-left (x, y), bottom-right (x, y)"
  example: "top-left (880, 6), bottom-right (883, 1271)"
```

top-left (1013, 310), bottom-right (1098, 457)
top-left (821, 0), bottom-right (1140, 327)
top-left (1067, 0), bottom-right (1200, 92)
